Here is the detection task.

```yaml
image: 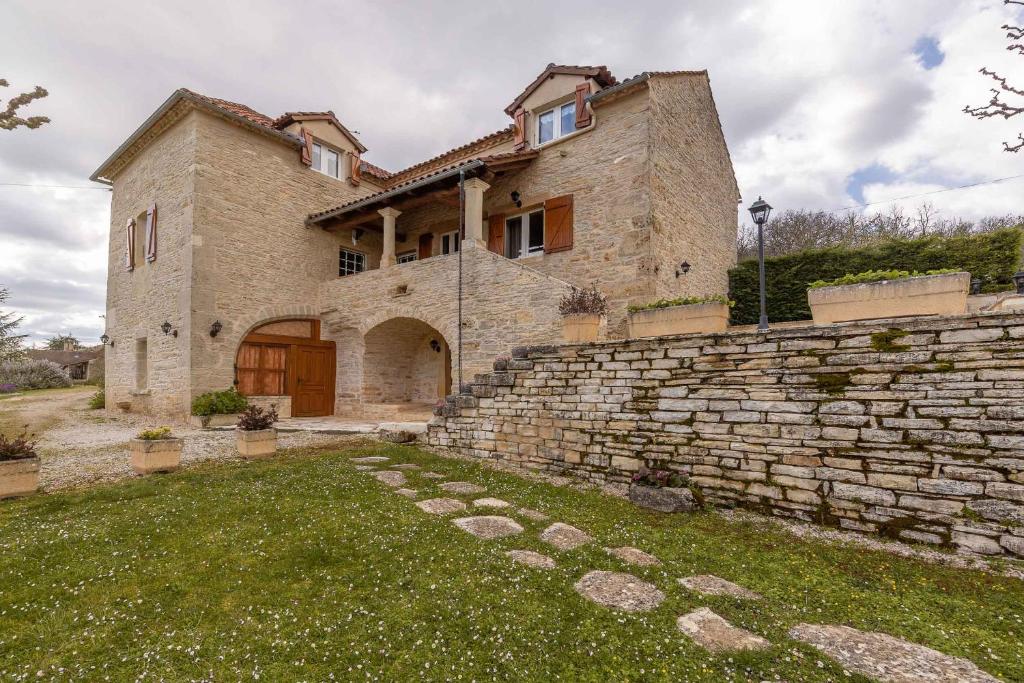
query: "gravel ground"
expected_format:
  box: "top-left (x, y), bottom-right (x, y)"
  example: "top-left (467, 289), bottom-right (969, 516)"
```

top-left (1, 386), bottom-right (364, 493)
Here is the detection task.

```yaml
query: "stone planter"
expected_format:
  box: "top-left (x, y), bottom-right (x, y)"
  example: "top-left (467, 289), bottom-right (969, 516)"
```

top-left (129, 438), bottom-right (182, 474)
top-left (0, 456), bottom-right (40, 499)
top-left (189, 413), bottom-right (241, 429)
top-left (628, 483), bottom-right (698, 513)
top-left (808, 271), bottom-right (970, 324)
top-left (236, 428), bottom-right (277, 459)
top-left (628, 302), bottom-right (730, 338)
top-left (562, 313), bottom-right (601, 343)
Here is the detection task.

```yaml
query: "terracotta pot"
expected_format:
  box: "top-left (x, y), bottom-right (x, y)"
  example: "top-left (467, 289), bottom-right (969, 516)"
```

top-left (129, 438), bottom-right (182, 474)
top-left (236, 428), bottom-right (277, 459)
top-left (627, 302), bottom-right (730, 338)
top-left (807, 272), bottom-right (970, 324)
top-left (0, 456), bottom-right (40, 499)
top-left (628, 483), bottom-right (697, 513)
top-left (562, 313), bottom-right (601, 343)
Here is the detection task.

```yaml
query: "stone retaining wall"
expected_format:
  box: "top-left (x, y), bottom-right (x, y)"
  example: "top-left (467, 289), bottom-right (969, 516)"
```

top-left (427, 313), bottom-right (1024, 557)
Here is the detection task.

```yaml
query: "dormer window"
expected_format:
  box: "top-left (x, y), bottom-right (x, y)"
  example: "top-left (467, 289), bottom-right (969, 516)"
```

top-left (312, 142), bottom-right (341, 179)
top-left (537, 101), bottom-right (576, 145)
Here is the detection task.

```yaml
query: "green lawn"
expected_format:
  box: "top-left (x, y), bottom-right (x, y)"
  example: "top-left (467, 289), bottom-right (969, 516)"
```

top-left (1, 442), bottom-right (1021, 681)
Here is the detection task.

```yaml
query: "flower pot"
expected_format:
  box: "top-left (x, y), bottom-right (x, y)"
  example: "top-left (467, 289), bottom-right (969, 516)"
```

top-left (236, 428), bottom-right (277, 459)
top-left (562, 313), bottom-right (601, 343)
top-left (189, 413), bottom-right (241, 429)
top-left (807, 272), bottom-right (970, 325)
top-left (129, 438), bottom-right (182, 474)
top-left (628, 483), bottom-right (697, 513)
top-left (0, 456), bottom-right (40, 499)
top-left (627, 302), bottom-right (730, 338)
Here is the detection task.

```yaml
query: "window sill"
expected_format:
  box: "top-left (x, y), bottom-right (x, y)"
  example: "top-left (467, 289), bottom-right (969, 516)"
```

top-left (130, 389), bottom-right (151, 397)
top-left (533, 123), bottom-right (593, 152)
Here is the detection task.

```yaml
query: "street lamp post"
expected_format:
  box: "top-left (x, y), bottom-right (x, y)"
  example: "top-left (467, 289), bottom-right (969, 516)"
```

top-left (748, 196), bottom-right (773, 332)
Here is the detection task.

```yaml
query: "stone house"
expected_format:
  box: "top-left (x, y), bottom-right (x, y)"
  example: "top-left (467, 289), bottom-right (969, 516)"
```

top-left (26, 345), bottom-right (102, 382)
top-left (91, 64), bottom-right (738, 419)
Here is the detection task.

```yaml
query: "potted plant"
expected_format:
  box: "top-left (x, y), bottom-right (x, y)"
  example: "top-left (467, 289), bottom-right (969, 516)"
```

top-left (129, 426), bottom-right (183, 474)
top-left (559, 285), bottom-right (608, 343)
top-left (0, 431), bottom-right (40, 499)
top-left (807, 269), bottom-right (969, 324)
top-left (190, 388), bottom-right (249, 428)
top-left (236, 405), bottom-right (279, 459)
top-left (628, 465), bottom-right (699, 513)
top-left (627, 295), bottom-right (732, 338)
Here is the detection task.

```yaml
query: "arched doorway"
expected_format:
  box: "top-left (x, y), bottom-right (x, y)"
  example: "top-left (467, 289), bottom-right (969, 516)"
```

top-left (362, 318), bottom-right (451, 407)
top-left (236, 318), bottom-right (336, 417)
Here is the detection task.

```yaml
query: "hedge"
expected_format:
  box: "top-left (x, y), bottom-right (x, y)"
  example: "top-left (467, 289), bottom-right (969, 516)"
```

top-left (728, 227), bottom-right (1024, 325)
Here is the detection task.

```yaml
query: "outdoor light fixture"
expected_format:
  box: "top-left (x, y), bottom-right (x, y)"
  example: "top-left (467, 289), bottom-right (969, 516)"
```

top-left (1014, 271), bottom-right (1024, 295)
top-left (430, 339), bottom-right (441, 353)
top-left (209, 320), bottom-right (223, 338)
top-left (971, 278), bottom-right (982, 296)
top-left (160, 321), bottom-right (178, 338)
top-left (748, 196), bottom-right (773, 332)
top-left (510, 190), bottom-right (522, 208)
top-left (352, 228), bottom-right (363, 245)
top-left (100, 333), bottom-right (111, 346)
top-left (675, 261), bottom-right (691, 278)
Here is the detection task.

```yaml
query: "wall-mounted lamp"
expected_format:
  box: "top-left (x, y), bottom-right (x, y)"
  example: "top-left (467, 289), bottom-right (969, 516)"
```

top-left (352, 228), bottom-right (364, 245)
top-left (970, 277), bottom-right (982, 295)
top-left (510, 190), bottom-right (522, 208)
top-left (160, 321), bottom-right (178, 338)
top-left (209, 320), bottom-right (223, 338)
top-left (430, 339), bottom-right (441, 353)
top-left (675, 261), bottom-right (691, 278)
top-left (1014, 271), bottom-right (1024, 295)
top-left (100, 333), bottom-right (112, 346)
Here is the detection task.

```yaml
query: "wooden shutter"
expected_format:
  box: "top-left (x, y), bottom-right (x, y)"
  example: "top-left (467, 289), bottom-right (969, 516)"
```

top-left (487, 213), bottom-right (505, 254)
top-left (513, 108), bottom-right (526, 150)
top-left (418, 232), bottom-right (434, 259)
top-left (574, 82), bottom-right (592, 129)
top-left (300, 129), bottom-right (313, 166)
top-left (543, 195), bottom-right (574, 253)
top-left (125, 217), bottom-right (135, 271)
top-left (349, 152), bottom-right (362, 186)
top-left (144, 204), bottom-right (158, 263)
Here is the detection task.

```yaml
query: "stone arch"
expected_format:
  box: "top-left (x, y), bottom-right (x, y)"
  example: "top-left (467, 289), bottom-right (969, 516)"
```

top-left (231, 304), bottom-right (323, 345)
top-left (361, 316), bottom-right (452, 406)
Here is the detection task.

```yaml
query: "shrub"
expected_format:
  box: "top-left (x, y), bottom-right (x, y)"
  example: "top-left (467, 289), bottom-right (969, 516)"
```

top-left (0, 359), bottom-right (72, 390)
top-left (808, 268), bottom-right (960, 289)
top-left (191, 388), bottom-right (248, 417)
top-left (628, 295), bottom-right (733, 313)
top-left (237, 405), bottom-right (278, 431)
top-left (631, 465), bottom-right (689, 488)
top-left (0, 431), bottom-right (38, 461)
top-left (558, 286), bottom-right (608, 316)
top-left (136, 427), bottom-right (173, 440)
top-left (87, 389), bottom-right (105, 410)
top-left (0, 383), bottom-right (17, 394)
top-left (728, 226), bottom-right (1024, 324)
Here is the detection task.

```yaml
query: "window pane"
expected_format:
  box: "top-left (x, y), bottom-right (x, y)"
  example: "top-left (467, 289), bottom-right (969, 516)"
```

top-left (528, 211), bottom-right (544, 252)
top-left (312, 143), bottom-right (321, 170)
top-left (397, 251), bottom-right (417, 264)
top-left (441, 232), bottom-right (460, 255)
top-left (339, 249), bottom-right (365, 276)
top-left (505, 216), bottom-right (523, 259)
top-left (326, 150), bottom-right (339, 178)
top-left (560, 102), bottom-right (575, 136)
top-left (538, 110), bottom-right (554, 144)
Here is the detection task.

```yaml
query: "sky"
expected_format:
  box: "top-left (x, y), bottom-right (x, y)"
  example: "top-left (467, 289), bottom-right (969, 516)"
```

top-left (1, 0), bottom-right (1022, 346)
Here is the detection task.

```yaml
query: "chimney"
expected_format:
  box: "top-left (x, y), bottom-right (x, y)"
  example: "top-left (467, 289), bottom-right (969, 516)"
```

top-left (63, 339), bottom-right (74, 351)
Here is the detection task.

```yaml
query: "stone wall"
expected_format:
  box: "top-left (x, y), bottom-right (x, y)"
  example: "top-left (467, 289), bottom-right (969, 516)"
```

top-left (428, 313), bottom-right (1024, 558)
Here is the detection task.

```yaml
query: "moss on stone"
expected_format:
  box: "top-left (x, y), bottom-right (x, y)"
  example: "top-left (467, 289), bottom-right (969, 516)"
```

top-left (814, 372), bottom-right (853, 395)
top-left (870, 329), bottom-right (910, 352)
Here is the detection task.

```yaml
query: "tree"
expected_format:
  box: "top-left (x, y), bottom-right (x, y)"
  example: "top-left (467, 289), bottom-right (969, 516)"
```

top-left (0, 78), bottom-right (49, 131)
top-left (46, 334), bottom-right (80, 350)
top-left (964, 0), bottom-right (1024, 152)
top-left (0, 287), bottom-right (27, 361)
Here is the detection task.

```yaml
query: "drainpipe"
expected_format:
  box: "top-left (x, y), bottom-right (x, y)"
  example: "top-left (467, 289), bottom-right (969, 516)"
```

top-left (457, 168), bottom-right (465, 393)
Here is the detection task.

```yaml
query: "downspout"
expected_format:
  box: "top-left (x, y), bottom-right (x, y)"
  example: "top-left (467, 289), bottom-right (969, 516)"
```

top-left (457, 168), bottom-right (465, 393)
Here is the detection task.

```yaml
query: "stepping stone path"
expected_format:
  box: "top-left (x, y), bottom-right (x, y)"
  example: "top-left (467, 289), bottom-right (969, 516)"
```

top-left (371, 470), bottom-right (406, 487)
top-left (574, 571), bottom-right (665, 612)
top-left (354, 465), bottom-right (376, 471)
top-left (789, 624), bottom-right (999, 683)
top-left (390, 464), bottom-right (421, 470)
top-left (606, 546), bottom-right (661, 566)
top-left (439, 481), bottom-right (486, 495)
top-left (506, 549), bottom-right (556, 569)
top-left (415, 498), bottom-right (467, 515)
top-left (472, 497), bottom-right (510, 508)
top-left (351, 456), bottom-right (390, 463)
top-left (540, 522), bottom-right (593, 550)
top-left (421, 472), bottom-right (445, 479)
top-left (517, 507), bottom-right (549, 521)
top-left (452, 516), bottom-right (524, 539)
top-left (394, 488), bottom-right (418, 499)
top-left (676, 608), bottom-right (770, 653)
top-left (678, 575), bottom-right (762, 600)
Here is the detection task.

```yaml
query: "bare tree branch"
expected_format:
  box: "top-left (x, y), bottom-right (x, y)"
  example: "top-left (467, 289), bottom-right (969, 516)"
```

top-left (0, 78), bottom-right (50, 131)
top-left (965, 1), bottom-right (1024, 151)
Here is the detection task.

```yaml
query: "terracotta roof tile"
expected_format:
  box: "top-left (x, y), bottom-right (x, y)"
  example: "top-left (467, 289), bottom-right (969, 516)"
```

top-left (182, 89), bottom-right (277, 128)
top-left (385, 126), bottom-right (514, 184)
top-left (359, 160), bottom-right (392, 179)
top-left (504, 64), bottom-right (617, 115)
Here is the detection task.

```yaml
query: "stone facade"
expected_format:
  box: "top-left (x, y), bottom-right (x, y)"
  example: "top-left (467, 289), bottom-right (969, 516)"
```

top-left (428, 313), bottom-right (1024, 558)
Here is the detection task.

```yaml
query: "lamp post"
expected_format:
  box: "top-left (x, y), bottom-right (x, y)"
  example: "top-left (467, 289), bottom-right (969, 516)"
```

top-left (748, 196), bottom-right (773, 332)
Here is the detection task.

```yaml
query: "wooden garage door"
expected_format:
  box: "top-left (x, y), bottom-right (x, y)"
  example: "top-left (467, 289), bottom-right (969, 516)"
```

top-left (236, 343), bottom-right (287, 396)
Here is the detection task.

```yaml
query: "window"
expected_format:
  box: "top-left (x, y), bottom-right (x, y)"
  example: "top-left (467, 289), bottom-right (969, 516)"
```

top-left (339, 249), bottom-right (366, 276)
top-left (312, 142), bottom-right (342, 179)
top-left (505, 209), bottom-right (545, 258)
top-left (440, 230), bottom-right (460, 255)
top-left (397, 251), bottom-right (417, 264)
top-left (135, 338), bottom-right (148, 391)
top-left (537, 101), bottom-right (577, 144)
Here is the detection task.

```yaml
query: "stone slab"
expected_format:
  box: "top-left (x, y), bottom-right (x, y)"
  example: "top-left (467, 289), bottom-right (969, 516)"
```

top-left (421, 472), bottom-right (445, 479)
top-left (606, 546), bottom-right (661, 566)
top-left (574, 570), bottom-right (665, 612)
top-left (415, 498), bottom-right (467, 515)
top-left (371, 470), bottom-right (406, 487)
top-left (439, 481), bottom-right (487, 495)
top-left (678, 575), bottom-right (762, 600)
top-left (506, 549), bottom-right (556, 569)
top-left (517, 507), bottom-right (550, 521)
top-left (540, 522), bottom-right (594, 551)
top-left (394, 488), bottom-right (418, 499)
top-left (452, 515), bottom-right (524, 539)
top-left (390, 463), bottom-right (421, 470)
top-left (351, 456), bottom-right (390, 463)
top-left (676, 608), bottom-right (770, 652)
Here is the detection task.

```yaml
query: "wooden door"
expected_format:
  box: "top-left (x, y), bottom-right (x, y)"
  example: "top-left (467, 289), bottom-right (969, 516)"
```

top-left (292, 344), bottom-right (334, 417)
top-left (237, 343), bottom-right (287, 396)
top-left (418, 232), bottom-right (434, 259)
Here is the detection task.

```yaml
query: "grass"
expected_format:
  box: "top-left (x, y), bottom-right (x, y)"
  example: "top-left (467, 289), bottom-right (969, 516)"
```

top-left (0, 442), bottom-right (1021, 681)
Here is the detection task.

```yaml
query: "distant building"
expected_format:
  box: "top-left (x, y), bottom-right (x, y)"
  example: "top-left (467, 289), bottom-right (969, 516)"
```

top-left (27, 342), bottom-right (103, 381)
